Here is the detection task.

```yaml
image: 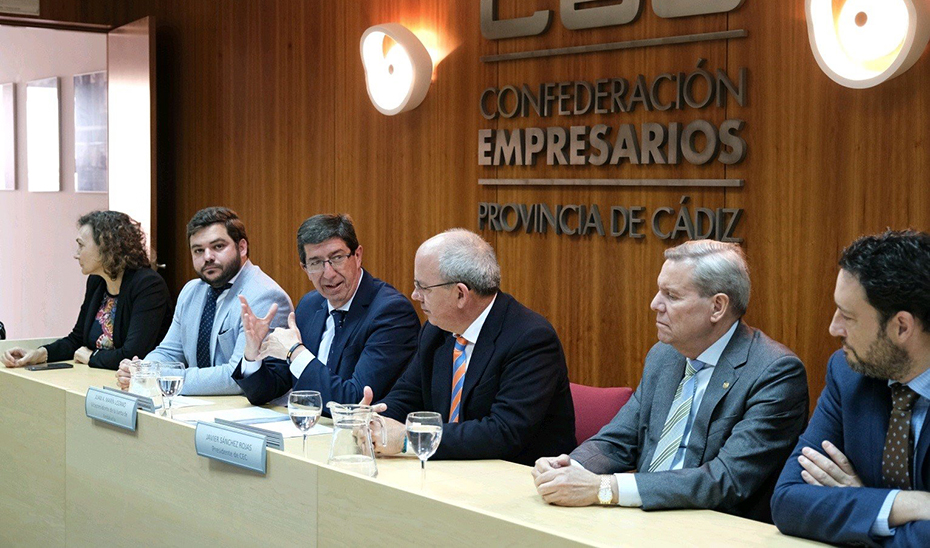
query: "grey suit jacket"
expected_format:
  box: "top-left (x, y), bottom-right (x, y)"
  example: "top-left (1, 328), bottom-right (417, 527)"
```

top-left (571, 321), bottom-right (808, 521)
top-left (145, 260), bottom-right (293, 395)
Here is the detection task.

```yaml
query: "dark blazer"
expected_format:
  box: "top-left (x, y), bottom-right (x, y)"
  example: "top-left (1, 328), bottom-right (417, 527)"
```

top-left (378, 292), bottom-right (576, 466)
top-left (772, 350), bottom-right (930, 547)
top-left (571, 321), bottom-right (809, 522)
top-left (234, 270), bottom-right (420, 407)
top-left (42, 268), bottom-right (172, 370)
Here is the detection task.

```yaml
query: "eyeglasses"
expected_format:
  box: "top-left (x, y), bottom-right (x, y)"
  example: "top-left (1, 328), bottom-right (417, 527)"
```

top-left (304, 251), bottom-right (355, 273)
top-left (413, 280), bottom-right (458, 293)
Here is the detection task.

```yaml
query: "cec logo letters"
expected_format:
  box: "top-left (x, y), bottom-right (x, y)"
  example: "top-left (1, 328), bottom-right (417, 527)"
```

top-left (481, 0), bottom-right (747, 39)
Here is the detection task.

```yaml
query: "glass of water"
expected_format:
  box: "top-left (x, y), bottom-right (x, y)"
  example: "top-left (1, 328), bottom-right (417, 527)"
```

top-left (156, 362), bottom-right (186, 420)
top-left (406, 411), bottom-right (443, 481)
top-left (289, 390), bottom-right (322, 459)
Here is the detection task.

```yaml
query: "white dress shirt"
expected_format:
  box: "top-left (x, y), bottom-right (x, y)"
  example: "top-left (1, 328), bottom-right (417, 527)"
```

top-left (451, 294), bottom-right (497, 381)
top-left (240, 272), bottom-right (362, 379)
top-left (215, 267), bottom-right (243, 312)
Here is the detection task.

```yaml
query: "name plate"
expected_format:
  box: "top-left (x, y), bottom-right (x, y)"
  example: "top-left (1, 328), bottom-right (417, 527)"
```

top-left (85, 387), bottom-right (138, 431)
top-left (102, 386), bottom-right (157, 413)
top-left (195, 421), bottom-right (267, 474)
top-left (215, 418), bottom-right (284, 451)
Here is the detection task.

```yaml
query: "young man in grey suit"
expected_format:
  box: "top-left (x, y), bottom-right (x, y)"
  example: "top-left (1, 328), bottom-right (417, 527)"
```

top-left (533, 240), bottom-right (809, 522)
top-left (116, 207), bottom-right (292, 395)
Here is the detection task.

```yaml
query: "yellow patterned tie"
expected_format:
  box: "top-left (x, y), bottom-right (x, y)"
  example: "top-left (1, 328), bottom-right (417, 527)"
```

top-left (648, 358), bottom-right (703, 472)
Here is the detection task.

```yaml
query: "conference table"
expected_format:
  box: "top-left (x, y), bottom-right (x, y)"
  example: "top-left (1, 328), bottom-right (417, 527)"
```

top-left (0, 352), bottom-right (824, 547)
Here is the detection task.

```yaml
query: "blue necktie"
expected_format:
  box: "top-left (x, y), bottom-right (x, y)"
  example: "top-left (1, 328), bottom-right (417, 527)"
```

top-left (196, 283), bottom-right (231, 369)
top-left (326, 309), bottom-right (348, 371)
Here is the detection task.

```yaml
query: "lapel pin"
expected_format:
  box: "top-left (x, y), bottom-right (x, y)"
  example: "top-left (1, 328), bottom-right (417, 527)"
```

top-left (722, 382), bottom-right (730, 389)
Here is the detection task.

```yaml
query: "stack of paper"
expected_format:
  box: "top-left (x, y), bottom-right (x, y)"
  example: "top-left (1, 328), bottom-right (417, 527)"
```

top-left (180, 406), bottom-right (332, 438)
top-left (170, 395), bottom-right (216, 409)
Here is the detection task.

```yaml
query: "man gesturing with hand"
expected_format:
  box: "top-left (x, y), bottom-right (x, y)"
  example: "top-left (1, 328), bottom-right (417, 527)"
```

top-left (232, 214), bottom-right (419, 408)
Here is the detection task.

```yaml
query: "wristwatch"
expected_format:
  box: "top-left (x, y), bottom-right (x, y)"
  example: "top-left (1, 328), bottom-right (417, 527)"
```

top-left (285, 342), bottom-right (304, 365)
top-left (597, 475), bottom-right (613, 505)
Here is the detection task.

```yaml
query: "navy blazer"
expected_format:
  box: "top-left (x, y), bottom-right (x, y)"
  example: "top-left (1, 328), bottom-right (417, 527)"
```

top-left (772, 350), bottom-right (930, 546)
top-left (234, 270), bottom-right (420, 407)
top-left (42, 268), bottom-right (173, 370)
top-left (378, 292), bottom-right (576, 466)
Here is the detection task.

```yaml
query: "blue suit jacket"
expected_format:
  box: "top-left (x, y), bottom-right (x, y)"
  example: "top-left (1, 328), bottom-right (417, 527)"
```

top-left (772, 350), bottom-right (930, 546)
top-left (234, 270), bottom-right (420, 408)
top-left (146, 260), bottom-right (293, 395)
top-left (378, 292), bottom-right (576, 466)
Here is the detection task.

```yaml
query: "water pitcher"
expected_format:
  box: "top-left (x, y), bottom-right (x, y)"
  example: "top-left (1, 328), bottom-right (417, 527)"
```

top-left (327, 402), bottom-right (386, 477)
top-left (128, 360), bottom-right (162, 407)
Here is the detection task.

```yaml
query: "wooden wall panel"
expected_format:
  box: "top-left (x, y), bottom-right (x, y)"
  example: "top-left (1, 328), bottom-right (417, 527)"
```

top-left (728, 0), bottom-right (930, 402)
top-left (31, 1), bottom-right (930, 407)
top-left (491, 4), bottom-right (730, 388)
top-left (209, 0), bottom-right (338, 299)
top-left (333, 0), bottom-right (498, 303)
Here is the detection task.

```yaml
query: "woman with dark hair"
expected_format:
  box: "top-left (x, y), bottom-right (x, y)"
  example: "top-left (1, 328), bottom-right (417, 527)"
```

top-left (1, 211), bottom-right (173, 370)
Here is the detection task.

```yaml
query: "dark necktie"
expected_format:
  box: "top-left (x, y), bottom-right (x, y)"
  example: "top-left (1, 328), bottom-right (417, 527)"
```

top-left (196, 283), bottom-right (231, 369)
top-left (882, 383), bottom-right (921, 490)
top-left (326, 309), bottom-right (348, 371)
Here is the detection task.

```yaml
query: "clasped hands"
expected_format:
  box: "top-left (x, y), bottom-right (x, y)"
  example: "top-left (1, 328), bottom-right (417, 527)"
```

top-left (528, 441), bottom-right (862, 507)
top-left (528, 441), bottom-right (861, 508)
top-left (2, 346), bottom-right (92, 368)
top-left (1, 346), bottom-right (48, 368)
top-left (532, 455), bottom-right (605, 506)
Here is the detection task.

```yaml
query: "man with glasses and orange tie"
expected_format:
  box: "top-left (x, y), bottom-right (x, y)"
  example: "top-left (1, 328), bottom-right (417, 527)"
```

top-left (361, 229), bottom-right (575, 465)
top-left (234, 214), bottom-right (419, 408)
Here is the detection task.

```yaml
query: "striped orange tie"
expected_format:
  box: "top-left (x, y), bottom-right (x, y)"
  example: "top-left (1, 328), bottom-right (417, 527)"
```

top-left (449, 336), bottom-right (468, 423)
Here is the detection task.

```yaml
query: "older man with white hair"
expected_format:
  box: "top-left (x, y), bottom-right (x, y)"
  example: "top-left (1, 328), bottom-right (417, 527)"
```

top-left (363, 229), bottom-right (576, 466)
top-left (532, 240), bottom-right (809, 523)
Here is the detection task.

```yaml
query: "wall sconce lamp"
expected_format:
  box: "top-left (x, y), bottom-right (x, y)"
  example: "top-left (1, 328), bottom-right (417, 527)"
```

top-left (360, 23), bottom-right (433, 115)
top-left (807, 0), bottom-right (930, 88)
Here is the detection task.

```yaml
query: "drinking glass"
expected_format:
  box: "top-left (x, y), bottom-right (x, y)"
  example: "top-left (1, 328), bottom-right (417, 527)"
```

top-left (156, 361), bottom-right (186, 420)
top-left (289, 390), bottom-right (323, 459)
top-left (406, 411), bottom-right (443, 482)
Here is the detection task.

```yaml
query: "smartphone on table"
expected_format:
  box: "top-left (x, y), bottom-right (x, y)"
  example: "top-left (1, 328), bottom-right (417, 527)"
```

top-left (25, 362), bottom-right (74, 371)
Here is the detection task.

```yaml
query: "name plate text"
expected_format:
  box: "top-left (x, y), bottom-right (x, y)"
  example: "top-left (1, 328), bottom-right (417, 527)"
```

top-left (103, 386), bottom-right (157, 413)
top-left (85, 387), bottom-right (138, 431)
top-left (195, 422), bottom-right (267, 474)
